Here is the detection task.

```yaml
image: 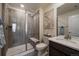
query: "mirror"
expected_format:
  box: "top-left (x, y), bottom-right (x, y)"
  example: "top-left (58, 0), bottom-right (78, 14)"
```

top-left (0, 16), bottom-right (5, 48)
top-left (57, 3), bottom-right (79, 37)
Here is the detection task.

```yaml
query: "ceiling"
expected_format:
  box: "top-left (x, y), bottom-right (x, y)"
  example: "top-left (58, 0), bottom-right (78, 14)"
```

top-left (8, 3), bottom-right (52, 12)
top-left (57, 3), bottom-right (79, 15)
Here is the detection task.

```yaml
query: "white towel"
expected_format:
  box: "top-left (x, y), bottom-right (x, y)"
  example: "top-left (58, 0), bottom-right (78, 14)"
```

top-left (0, 25), bottom-right (6, 48)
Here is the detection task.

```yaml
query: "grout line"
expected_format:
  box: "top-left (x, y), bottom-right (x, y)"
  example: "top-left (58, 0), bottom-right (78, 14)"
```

top-left (15, 49), bottom-right (35, 56)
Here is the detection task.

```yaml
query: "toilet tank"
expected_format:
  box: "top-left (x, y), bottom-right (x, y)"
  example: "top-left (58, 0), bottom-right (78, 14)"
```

top-left (43, 36), bottom-right (49, 45)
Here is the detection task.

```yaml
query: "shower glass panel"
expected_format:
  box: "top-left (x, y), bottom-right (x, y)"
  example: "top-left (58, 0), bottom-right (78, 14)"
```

top-left (33, 12), bottom-right (39, 39)
top-left (26, 11), bottom-right (39, 41)
top-left (26, 11), bottom-right (39, 50)
top-left (9, 9), bottom-right (26, 47)
top-left (27, 14), bottom-right (33, 40)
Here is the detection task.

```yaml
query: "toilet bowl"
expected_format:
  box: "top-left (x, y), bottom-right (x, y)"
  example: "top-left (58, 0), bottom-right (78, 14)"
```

top-left (36, 36), bottom-right (49, 56)
top-left (36, 43), bottom-right (47, 56)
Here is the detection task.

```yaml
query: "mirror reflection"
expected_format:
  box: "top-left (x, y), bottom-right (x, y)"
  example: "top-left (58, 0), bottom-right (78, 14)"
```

top-left (57, 3), bottom-right (79, 39)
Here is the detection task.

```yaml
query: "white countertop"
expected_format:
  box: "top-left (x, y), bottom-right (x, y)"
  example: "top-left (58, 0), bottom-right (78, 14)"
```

top-left (49, 35), bottom-right (79, 51)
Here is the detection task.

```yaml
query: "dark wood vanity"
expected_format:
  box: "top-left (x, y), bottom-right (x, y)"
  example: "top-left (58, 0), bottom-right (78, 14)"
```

top-left (49, 40), bottom-right (79, 56)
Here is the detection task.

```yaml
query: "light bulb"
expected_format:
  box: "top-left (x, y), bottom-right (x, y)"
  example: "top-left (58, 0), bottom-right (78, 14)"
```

top-left (20, 4), bottom-right (24, 8)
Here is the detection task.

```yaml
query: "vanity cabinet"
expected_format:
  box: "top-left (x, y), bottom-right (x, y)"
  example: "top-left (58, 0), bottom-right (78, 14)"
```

top-left (49, 41), bottom-right (79, 56)
top-left (0, 49), bottom-right (1, 56)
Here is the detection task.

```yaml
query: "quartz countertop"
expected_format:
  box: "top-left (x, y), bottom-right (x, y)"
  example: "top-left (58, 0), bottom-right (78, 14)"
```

top-left (49, 35), bottom-right (79, 51)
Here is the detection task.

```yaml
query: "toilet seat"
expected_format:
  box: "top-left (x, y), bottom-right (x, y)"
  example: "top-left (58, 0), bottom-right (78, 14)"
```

top-left (36, 43), bottom-right (47, 51)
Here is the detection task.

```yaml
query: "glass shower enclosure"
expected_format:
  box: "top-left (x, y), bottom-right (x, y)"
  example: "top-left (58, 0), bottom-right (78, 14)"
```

top-left (8, 8), bottom-right (26, 47)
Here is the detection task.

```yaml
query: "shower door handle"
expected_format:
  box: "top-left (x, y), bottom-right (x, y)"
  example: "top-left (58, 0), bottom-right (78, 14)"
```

top-left (8, 26), bottom-right (12, 28)
top-left (7, 26), bottom-right (12, 31)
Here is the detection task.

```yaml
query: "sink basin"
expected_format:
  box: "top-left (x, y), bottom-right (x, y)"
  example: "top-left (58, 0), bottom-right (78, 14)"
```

top-left (68, 40), bottom-right (77, 44)
top-left (68, 39), bottom-right (79, 44)
top-left (56, 36), bottom-right (79, 44)
top-left (56, 35), bottom-right (65, 40)
top-left (65, 36), bottom-right (79, 44)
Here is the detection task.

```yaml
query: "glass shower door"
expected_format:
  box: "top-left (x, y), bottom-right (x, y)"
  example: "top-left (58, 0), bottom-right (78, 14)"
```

top-left (9, 9), bottom-right (26, 47)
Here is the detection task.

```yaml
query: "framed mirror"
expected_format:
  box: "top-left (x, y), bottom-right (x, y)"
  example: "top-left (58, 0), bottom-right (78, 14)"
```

top-left (57, 3), bottom-right (79, 38)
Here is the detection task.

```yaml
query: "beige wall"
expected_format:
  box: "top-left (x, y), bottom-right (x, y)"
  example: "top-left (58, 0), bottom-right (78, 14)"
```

top-left (0, 3), bottom-right (2, 16)
top-left (43, 9), bottom-right (55, 37)
top-left (42, 3), bottom-right (64, 13)
top-left (58, 8), bottom-right (79, 35)
top-left (42, 3), bottom-right (64, 37)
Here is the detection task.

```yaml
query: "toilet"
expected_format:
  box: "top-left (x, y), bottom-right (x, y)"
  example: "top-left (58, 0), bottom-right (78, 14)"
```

top-left (36, 36), bottom-right (49, 56)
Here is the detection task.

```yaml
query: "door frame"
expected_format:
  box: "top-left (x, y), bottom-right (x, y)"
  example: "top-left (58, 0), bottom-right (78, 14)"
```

top-left (1, 3), bottom-right (7, 56)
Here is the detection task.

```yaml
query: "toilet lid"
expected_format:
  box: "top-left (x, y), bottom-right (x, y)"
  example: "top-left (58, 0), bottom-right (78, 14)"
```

top-left (36, 43), bottom-right (47, 48)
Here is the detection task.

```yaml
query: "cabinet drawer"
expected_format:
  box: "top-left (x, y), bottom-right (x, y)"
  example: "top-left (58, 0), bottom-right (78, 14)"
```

top-left (49, 46), bottom-right (66, 56)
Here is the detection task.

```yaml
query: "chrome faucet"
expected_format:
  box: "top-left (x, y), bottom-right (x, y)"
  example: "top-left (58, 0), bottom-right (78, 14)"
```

top-left (64, 32), bottom-right (71, 40)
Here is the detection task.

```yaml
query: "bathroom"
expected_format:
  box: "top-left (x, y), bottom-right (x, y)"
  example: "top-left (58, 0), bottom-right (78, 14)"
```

top-left (0, 3), bottom-right (53, 56)
top-left (0, 3), bottom-right (79, 56)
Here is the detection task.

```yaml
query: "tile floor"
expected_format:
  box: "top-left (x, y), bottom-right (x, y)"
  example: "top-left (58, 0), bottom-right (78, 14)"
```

top-left (15, 49), bottom-right (37, 56)
top-left (6, 43), bottom-right (33, 56)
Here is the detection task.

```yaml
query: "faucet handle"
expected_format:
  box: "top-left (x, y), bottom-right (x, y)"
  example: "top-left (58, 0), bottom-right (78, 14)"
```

top-left (68, 32), bottom-right (71, 39)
